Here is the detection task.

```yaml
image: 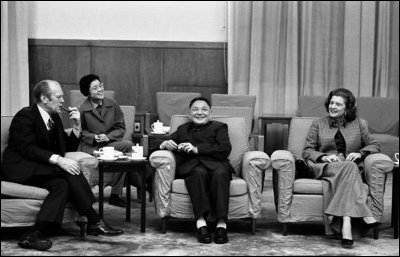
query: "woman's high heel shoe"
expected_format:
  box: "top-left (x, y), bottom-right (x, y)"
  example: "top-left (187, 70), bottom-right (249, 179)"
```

top-left (341, 238), bottom-right (354, 248)
top-left (75, 216), bottom-right (88, 238)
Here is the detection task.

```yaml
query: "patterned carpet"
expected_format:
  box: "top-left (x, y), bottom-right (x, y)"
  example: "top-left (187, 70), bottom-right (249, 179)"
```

top-left (1, 173), bottom-right (398, 256)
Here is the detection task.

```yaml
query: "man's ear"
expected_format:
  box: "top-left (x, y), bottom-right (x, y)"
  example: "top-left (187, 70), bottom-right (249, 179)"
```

top-left (40, 94), bottom-right (48, 104)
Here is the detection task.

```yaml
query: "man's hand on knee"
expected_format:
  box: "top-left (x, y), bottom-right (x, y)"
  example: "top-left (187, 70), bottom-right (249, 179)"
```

top-left (57, 157), bottom-right (81, 175)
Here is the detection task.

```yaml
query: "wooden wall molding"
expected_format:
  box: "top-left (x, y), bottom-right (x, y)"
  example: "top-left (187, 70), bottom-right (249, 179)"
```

top-left (28, 39), bottom-right (225, 49)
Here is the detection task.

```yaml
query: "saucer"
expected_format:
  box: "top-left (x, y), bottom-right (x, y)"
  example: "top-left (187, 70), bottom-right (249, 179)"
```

top-left (98, 156), bottom-right (118, 161)
top-left (151, 131), bottom-right (166, 135)
top-left (114, 150), bottom-right (123, 157)
top-left (128, 156), bottom-right (146, 160)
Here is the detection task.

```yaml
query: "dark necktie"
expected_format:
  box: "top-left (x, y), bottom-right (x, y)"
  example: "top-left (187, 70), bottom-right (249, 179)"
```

top-left (47, 118), bottom-right (55, 130)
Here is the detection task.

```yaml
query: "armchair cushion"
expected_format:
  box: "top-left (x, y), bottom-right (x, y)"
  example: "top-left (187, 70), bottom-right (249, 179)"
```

top-left (211, 106), bottom-right (253, 137)
top-left (293, 179), bottom-right (323, 194)
top-left (287, 117), bottom-right (318, 160)
top-left (172, 176), bottom-right (248, 196)
top-left (372, 134), bottom-right (399, 161)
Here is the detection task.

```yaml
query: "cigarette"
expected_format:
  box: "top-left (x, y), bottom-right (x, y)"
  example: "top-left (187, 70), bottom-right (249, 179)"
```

top-left (60, 106), bottom-right (72, 113)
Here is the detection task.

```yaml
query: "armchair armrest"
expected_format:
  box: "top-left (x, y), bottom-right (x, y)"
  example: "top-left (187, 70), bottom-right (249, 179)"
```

top-left (242, 151), bottom-right (270, 218)
top-left (363, 153), bottom-right (394, 222)
top-left (270, 150), bottom-right (296, 222)
top-left (149, 150), bottom-right (176, 218)
top-left (65, 152), bottom-right (99, 187)
top-left (1, 181), bottom-right (48, 200)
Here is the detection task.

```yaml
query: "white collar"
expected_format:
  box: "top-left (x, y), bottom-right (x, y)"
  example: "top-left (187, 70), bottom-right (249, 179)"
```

top-left (37, 104), bottom-right (52, 130)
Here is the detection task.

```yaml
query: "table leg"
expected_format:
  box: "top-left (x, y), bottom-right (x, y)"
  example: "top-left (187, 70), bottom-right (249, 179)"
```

top-left (263, 122), bottom-right (268, 155)
top-left (126, 171), bottom-right (131, 222)
top-left (99, 165), bottom-right (104, 219)
top-left (392, 166), bottom-right (399, 239)
top-left (141, 162), bottom-right (146, 232)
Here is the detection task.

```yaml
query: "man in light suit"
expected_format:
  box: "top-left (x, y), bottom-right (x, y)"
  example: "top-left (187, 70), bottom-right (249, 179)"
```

top-left (159, 97), bottom-right (233, 244)
top-left (1, 80), bottom-right (123, 251)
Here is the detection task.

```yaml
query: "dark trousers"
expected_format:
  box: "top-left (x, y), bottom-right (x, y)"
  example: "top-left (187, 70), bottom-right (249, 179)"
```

top-left (25, 163), bottom-right (96, 225)
top-left (180, 164), bottom-right (231, 221)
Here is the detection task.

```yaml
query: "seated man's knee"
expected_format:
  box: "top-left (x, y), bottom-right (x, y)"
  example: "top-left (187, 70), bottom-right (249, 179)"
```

top-left (50, 178), bottom-right (70, 194)
top-left (213, 167), bottom-right (230, 180)
top-left (191, 166), bottom-right (208, 178)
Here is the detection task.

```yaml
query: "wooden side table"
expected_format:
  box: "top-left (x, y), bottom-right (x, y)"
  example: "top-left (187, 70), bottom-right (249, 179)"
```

top-left (392, 164), bottom-right (399, 239)
top-left (98, 158), bottom-right (148, 232)
top-left (259, 115), bottom-right (292, 155)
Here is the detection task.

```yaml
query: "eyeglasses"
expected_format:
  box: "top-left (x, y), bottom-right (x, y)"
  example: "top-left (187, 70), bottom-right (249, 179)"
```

top-left (89, 83), bottom-right (104, 91)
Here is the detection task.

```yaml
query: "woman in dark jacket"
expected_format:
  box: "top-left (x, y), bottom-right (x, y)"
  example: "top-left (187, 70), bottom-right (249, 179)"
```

top-left (303, 88), bottom-right (380, 248)
top-left (78, 74), bottom-right (134, 207)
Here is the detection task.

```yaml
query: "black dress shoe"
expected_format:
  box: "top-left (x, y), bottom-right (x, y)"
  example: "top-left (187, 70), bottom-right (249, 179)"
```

top-left (87, 219), bottom-right (124, 236)
top-left (17, 230), bottom-right (52, 251)
top-left (197, 226), bottom-right (212, 244)
top-left (109, 194), bottom-right (127, 207)
top-left (341, 238), bottom-right (354, 249)
top-left (214, 227), bottom-right (228, 244)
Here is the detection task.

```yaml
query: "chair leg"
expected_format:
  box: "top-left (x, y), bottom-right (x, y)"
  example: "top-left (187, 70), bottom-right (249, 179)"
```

top-left (283, 223), bottom-right (288, 236)
top-left (161, 218), bottom-right (167, 234)
top-left (251, 218), bottom-right (256, 235)
top-left (373, 228), bottom-right (379, 239)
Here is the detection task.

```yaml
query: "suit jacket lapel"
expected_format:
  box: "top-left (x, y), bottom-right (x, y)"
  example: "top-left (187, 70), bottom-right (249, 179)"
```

top-left (32, 105), bottom-right (53, 146)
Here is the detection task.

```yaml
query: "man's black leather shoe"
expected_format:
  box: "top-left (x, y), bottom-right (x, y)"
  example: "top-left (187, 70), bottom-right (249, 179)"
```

top-left (87, 219), bottom-right (124, 236)
top-left (17, 230), bottom-right (52, 251)
top-left (197, 226), bottom-right (212, 244)
top-left (214, 227), bottom-right (228, 244)
top-left (109, 194), bottom-right (127, 208)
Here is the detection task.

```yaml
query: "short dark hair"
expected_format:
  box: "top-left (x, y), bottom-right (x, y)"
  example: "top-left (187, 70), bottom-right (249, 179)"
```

top-left (324, 88), bottom-right (357, 121)
top-left (79, 74), bottom-right (101, 96)
top-left (33, 80), bottom-right (55, 103)
top-left (189, 97), bottom-right (211, 109)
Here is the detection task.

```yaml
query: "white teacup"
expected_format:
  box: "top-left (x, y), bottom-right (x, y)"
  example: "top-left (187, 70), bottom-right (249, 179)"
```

top-left (99, 146), bottom-right (114, 159)
top-left (132, 144), bottom-right (143, 158)
top-left (151, 120), bottom-right (164, 133)
top-left (162, 126), bottom-right (170, 133)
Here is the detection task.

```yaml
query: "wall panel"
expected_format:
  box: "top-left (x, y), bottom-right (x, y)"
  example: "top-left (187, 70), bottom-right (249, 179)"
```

top-left (28, 39), bottom-right (226, 113)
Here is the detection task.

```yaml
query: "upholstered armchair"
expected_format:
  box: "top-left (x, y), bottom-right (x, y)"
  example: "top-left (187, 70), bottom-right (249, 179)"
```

top-left (149, 115), bottom-right (271, 234)
top-left (270, 117), bottom-right (394, 239)
top-left (1, 115), bottom-right (102, 235)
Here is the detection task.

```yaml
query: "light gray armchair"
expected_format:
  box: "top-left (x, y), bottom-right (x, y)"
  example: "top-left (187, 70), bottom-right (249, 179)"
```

top-left (149, 115), bottom-right (271, 234)
top-left (1, 115), bottom-right (100, 235)
top-left (270, 117), bottom-right (394, 239)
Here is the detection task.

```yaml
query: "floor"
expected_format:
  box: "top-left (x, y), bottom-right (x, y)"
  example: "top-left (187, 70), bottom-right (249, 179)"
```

top-left (1, 172), bottom-right (398, 256)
